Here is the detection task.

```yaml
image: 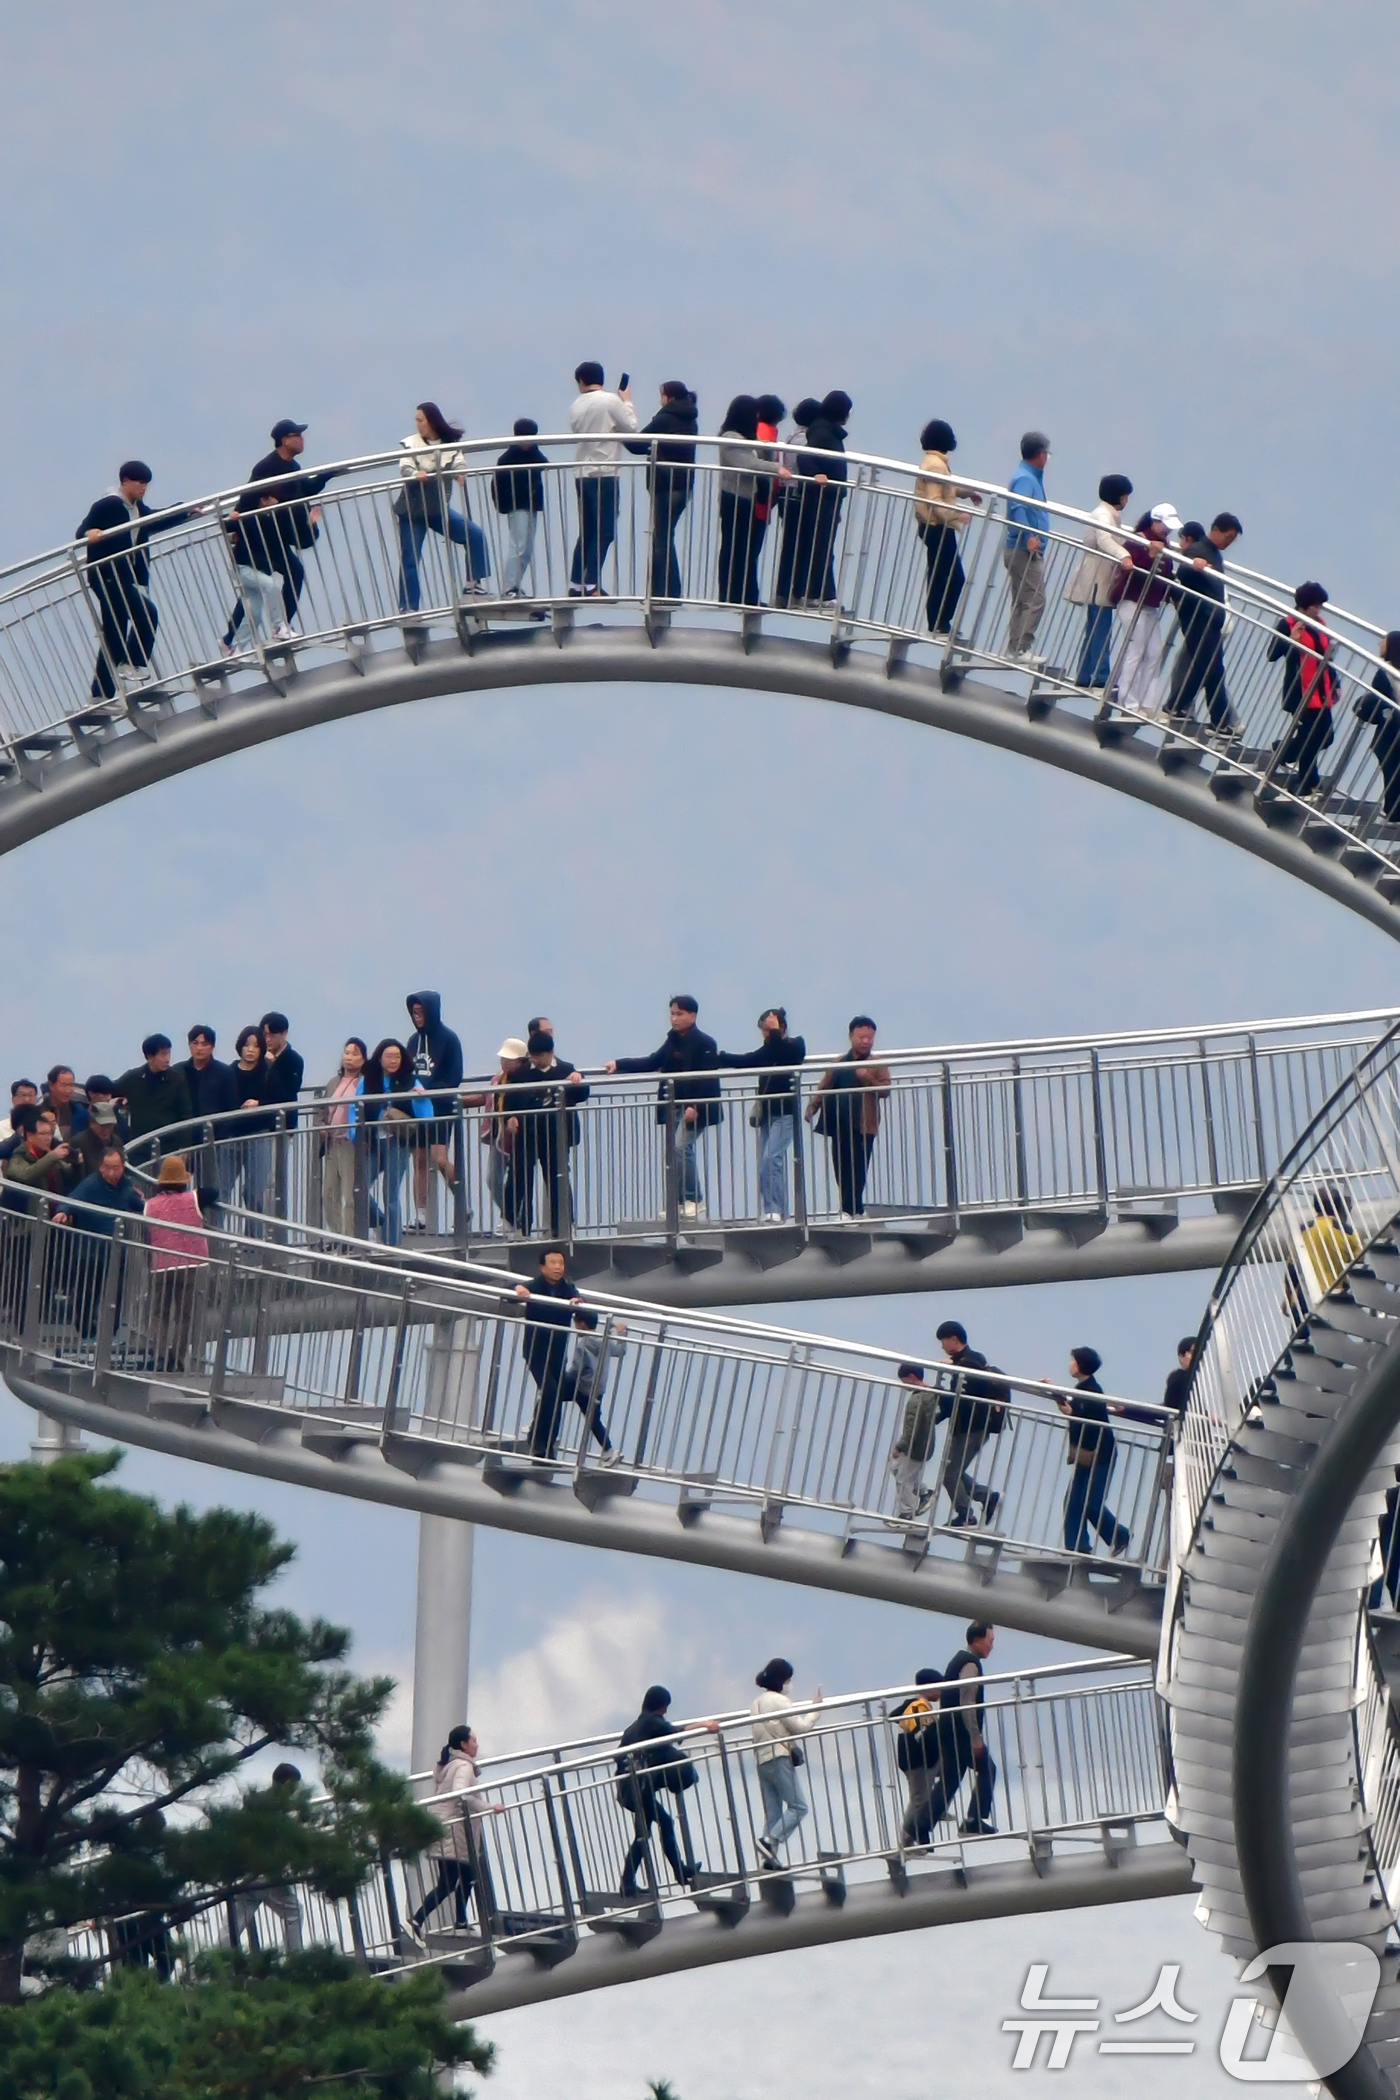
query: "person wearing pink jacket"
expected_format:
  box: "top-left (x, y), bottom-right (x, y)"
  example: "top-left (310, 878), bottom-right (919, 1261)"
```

top-left (143, 1154), bottom-right (207, 1371)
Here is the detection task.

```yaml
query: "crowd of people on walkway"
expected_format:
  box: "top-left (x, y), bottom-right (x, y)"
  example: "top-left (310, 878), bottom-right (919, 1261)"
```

top-left (401, 1629), bottom-right (1002, 1945)
top-left (65, 389), bottom-right (1400, 817)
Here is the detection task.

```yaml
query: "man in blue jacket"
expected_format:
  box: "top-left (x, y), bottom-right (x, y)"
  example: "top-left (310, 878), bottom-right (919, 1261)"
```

top-left (406, 992), bottom-right (464, 1226)
top-left (1003, 431), bottom-right (1051, 660)
top-left (607, 996), bottom-right (721, 1219)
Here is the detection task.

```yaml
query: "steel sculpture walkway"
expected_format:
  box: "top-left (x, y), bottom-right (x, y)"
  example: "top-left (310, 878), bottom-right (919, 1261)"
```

top-left (65, 1660), bottom-right (1189, 2015)
top-left (1163, 1025), bottom-right (1400, 2085)
top-left (127, 1009), bottom-right (1394, 1308)
top-left (0, 1210), bottom-right (1171, 1651)
top-left (3, 443), bottom-right (1400, 936)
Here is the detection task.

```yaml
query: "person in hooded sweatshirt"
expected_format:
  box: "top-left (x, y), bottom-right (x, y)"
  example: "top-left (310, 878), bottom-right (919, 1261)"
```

top-left (406, 992), bottom-right (464, 1226)
top-left (775, 392), bottom-right (850, 608)
top-left (626, 380), bottom-right (699, 600)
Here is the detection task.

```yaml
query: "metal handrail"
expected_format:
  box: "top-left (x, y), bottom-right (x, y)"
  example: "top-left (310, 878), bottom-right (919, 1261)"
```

top-left (61, 1654), bottom-right (1166, 1985)
top-left (120, 1009), bottom-right (1391, 1256)
top-left (4, 440), bottom-right (1400, 890)
top-left (0, 1200), bottom-right (1177, 1579)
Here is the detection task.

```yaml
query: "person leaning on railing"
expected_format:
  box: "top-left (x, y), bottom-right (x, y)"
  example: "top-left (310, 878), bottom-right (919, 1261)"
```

top-left (717, 1007), bottom-right (807, 1223)
top-left (394, 402), bottom-right (490, 612)
top-left (76, 461), bottom-right (204, 700)
top-left (750, 1657), bottom-right (822, 1871)
top-left (1112, 512), bottom-right (1175, 714)
top-left (142, 1155), bottom-right (208, 1374)
top-left (1163, 513), bottom-right (1243, 730)
top-left (606, 996), bottom-right (722, 1222)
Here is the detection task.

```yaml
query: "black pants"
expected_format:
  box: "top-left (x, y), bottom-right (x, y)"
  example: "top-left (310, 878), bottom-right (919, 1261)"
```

top-left (829, 1129), bottom-right (875, 1216)
top-left (718, 491), bottom-right (762, 605)
top-left (225, 548), bottom-right (305, 643)
top-left (920, 524), bottom-right (965, 634)
top-left (650, 492), bottom-right (689, 598)
top-left (1373, 734), bottom-right (1400, 822)
top-left (527, 1344), bottom-right (571, 1458)
top-left (90, 572), bottom-right (158, 697)
top-left (560, 1366), bottom-right (613, 1453)
top-left (412, 1855), bottom-right (474, 1929)
top-left (776, 485), bottom-right (842, 606)
top-left (621, 1791), bottom-right (688, 1893)
top-left (1166, 616), bottom-right (1231, 727)
top-left (926, 1734), bottom-right (997, 1832)
top-left (1277, 706), bottom-right (1334, 795)
top-left (941, 1426), bottom-right (994, 1520)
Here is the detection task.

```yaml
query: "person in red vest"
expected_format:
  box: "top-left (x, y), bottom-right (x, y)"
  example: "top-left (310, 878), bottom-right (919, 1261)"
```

top-left (1267, 580), bottom-right (1338, 795)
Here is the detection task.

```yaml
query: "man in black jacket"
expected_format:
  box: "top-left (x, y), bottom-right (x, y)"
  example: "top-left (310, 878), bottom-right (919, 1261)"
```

top-left (221, 420), bottom-right (344, 648)
top-left (493, 418), bottom-right (549, 608)
top-left (113, 1035), bottom-right (195, 1149)
top-left (1165, 512), bottom-right (1241, 730)
top-left (502, 1031), bottom-right (591, 1238)
top-left (926, 1624), bottom-right (998, 1836)
top-left (626, 382), bottom-right (698, 599)
top-left (259, 1014), bottom-right (303, 1226)
top-left (607, 997), bottom-right (721, 1220)
top-left (406, 992), bottom-right (464, 1223)
top-left (180, 1026), bottom-right (239, 1214)
top-left (513, 1249), bottom-right (580, 1458)
top-left (615, 1685), bottom-right (717, 1897)
top-left (934, 1320), bottom-right (1005, 1528)
top-left (76, 463), bottom-right (201, 698)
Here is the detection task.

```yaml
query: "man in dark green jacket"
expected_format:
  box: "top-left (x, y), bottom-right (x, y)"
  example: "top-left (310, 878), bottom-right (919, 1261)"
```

top-left (114, 1035), bottom-right (194, 1147)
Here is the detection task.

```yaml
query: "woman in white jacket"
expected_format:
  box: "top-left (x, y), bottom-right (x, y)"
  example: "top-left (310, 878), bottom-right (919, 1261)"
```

top-left (404, 1723), bottom-right (499, 1944)
top-left (395, 402), bottom-right (491, 612)
top-left (1065, 473), bottom-right (1134, 689)
top-left (750, 1657), bottom-right (822, 1869)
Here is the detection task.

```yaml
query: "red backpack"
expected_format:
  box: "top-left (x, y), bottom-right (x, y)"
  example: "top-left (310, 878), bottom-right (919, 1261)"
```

top-left (1285, 615), bottom-right (1337, 711)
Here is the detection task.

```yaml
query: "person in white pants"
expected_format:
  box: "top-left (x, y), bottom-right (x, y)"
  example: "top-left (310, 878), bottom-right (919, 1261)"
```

top-left (227, 491), bottom-right (290, 645)
top-left (493, 418), bottom-right (549, 602)
top-left (1113, 512), bottom-right (1174, 713)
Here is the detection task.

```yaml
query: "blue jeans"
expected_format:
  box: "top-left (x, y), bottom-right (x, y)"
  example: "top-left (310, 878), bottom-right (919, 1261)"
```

top-left (758, 1755), bottom-right (808, 1850)
top-left (570, 476), bottom-right (618, 591)
top-left (676, 1122), bottom-right (703, 1206)
top-left (398, 509), bottom-right (489, 611)
top-left (1077, 604), bottom-right (1114, 687)
top-left (758, 1114), bottom-right (794, 1217)
top-left (1064, 1453), bottom-right (1129, 1554)
top-left (375, 1130), bottom-right (409, 1246)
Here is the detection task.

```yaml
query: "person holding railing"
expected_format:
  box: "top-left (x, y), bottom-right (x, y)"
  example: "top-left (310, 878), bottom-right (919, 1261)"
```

top-left (59, 1144), bottom-right (144, 1338)
top-left (514, 1249), bottom-right (581, 1458)
top-left (718, 1007), bottom-right (807, 1222)
top-left (607, 997), bottom-right (722, 1221)
top-left (503, 1030), bottom-right (590, 1239)
top-left (913, 420), bottom-right (981, 636)
top-left (1164, 513), bottom-right (1243, 729)
top-left (568, 363), bottom-right (638, 596)
top-left (404, 1725), bottom-right (503, 1945)
top-left (76, 463), bottom-right (203, 698)
top-left (560, 1307), bottom-right (624, 1464)
top-left (364, 1038), bottom-right (417, 1246)
top-left (318, 1038), bottom-right (367, 1240)
top-left (806, 1017), bottom-right (891, 1221)
top-left (1065, 473), bottom-right (1133, 687)
top-left (223, 489), bottom-right (293, 649)
top-left (1267, 582), bottom-right (1338, 796)
top-left (626, 382), bottom-right (699, 600)
top-left (394, 403), bottom-right (490, 612)
top-left (616, 1686), bottom-right (719, 1899)
top-left (220, 419), bottom-right (344, 649)
top-left (1003, 432), bottom-right (1051, 661)
top-left (933, 1321), bottom-right (1006, 1527)
top-left (1053, 1345), bottom-right (1130, 1557)
top-left (1355, 631), bottom-right (1400, 824)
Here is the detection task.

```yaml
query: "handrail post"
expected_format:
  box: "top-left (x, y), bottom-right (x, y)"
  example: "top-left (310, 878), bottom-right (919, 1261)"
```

top-left (352, 1124), bottom-right (370, 1243)
top-left (1246, 1033), bottom-right (1267, 1182)
top-left (452, 1103), bottom-right (469, 1249)
top-left (940, 1061), bottom-right (960, 1214)
top-left (634, 1320), bottom-right (667, 1468)
top-left (1197, 1038), bottom-right (1221, 1191)
top-left (384, 1279), bottom-right (414, 1429)
top-left (1089, 1048), bottom-right (1110, 1209)
top-left (554, 1090), bottom-right (572, 1248)
top-left (791, 1074), bottom-right (808, 1233)
top-left (208, 1248), bottom-right (241, 1403)
top-left (663, 1083), bottom-right (679, 1245)
top-left (272, 1111), bottom-right (289, 1243)
top-left (21, 1212), bottom-right (46, 1353)
top-left (1011, 1055), bottom-right (1029, 1207)
top-left (93, 1219), bottom-right (125, 1374)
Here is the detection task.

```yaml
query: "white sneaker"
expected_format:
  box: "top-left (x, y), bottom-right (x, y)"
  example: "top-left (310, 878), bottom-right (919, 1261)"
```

top-left (679, 1201), bottom-right (699, 1219)
top-left (272, 624), bottom-right (294, 642)
top-left (599, 1446), bottom-right (621, 1468)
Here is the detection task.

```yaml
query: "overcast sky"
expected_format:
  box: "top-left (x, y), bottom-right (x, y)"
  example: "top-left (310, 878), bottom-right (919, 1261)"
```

top-left (3, 4), bottom-right (1398, 2092)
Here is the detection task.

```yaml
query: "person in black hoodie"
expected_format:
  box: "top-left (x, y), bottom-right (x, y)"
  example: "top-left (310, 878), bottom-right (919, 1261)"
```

top-left (607, 997), bottom-right (721, 1220)
top-left (615, 1685), bottom-right (718, 1898)
top-left (1052, 1345), bottom-right (1130, 1557)
top-left (406, 992), bottom-right (464, 1224)
top-left (626, 381), bottom-right (698, 599)
top-left (76, 463), bottom-right (202, 699)
top-left (718, 1007), bottom-right (807, 1221)
top-left (775, 390), bottom-right (850, 609)
top-left (179, 1026), bottom-right (239, 1216)
top-left (492, 418), bottom-right (549, 608)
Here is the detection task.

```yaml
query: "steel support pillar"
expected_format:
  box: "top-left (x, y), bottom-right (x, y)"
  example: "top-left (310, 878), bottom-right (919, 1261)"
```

top-left (410, 1515), bottom-right (474, 1777)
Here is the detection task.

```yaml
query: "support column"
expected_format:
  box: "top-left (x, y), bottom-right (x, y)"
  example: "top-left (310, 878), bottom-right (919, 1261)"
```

top-left (30, 1413), bottom-right (84, 1462)
top-left (410, 1515), bottom-right (474, 1778)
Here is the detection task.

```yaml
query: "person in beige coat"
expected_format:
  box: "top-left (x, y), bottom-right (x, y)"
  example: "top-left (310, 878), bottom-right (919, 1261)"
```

top-left (912, 419), bottom-right (981, 634)
top-left (806, 1017), bottom-right (892, 1220)
top-left (404, 1724), bottom-right (502, 1944)
top-left (1065, 473), bottom-right (1134, 688)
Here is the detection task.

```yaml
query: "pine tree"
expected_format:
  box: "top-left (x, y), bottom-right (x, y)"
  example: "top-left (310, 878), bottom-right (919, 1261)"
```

top-left (0, 1452), bottom-right (441, 2004)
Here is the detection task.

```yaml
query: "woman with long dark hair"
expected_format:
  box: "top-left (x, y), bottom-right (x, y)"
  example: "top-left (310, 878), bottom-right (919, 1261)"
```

top-left (1053, 1345), bottom-right (1130, 1557)
top-left (395, 401), bottom-right (491, 611)
top-left (365, 1037), bottom-right (416, 1247)
top-left (716, 394), bottom-right (763, 605)
top-left (226, 1024), bottom-right (269, 1227)
top-left (750, 1657), bottom-right (822, 1869)
top-left (319, 1038), bottom-right (367, 1239)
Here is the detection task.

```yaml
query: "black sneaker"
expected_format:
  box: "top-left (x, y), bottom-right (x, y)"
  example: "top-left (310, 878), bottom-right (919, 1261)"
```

top-left (982, 1490), bottom-right (1001, 1523)
top-left (755, 1838), bottom-right (779, 1870)
top-left (959, 1816), bottom-right (997, 1836)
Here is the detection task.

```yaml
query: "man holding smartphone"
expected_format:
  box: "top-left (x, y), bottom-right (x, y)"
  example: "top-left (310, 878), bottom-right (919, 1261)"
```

top-left (568, 362), bottom-right (638, 595)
